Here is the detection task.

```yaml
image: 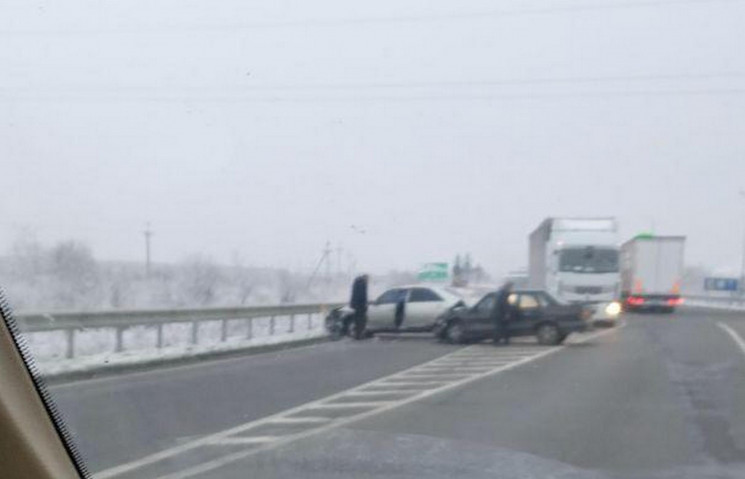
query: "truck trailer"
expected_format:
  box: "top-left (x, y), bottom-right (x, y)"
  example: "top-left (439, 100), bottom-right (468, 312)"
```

top-left (620, 235), bottom-right (685, 313)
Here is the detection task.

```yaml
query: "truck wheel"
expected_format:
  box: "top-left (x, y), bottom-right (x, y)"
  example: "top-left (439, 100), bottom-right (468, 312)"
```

top-left (557, 332), bottom-right (568, 344)
top-left (445, 321), bottom-right (466, 344)
top-left (536, 323), bottom-right (561, 346)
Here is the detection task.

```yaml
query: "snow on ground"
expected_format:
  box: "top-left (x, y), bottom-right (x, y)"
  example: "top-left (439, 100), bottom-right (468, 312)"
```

top-left (23, 313), bottom-right (326, 377)
top-left (685, 299), bottom-right (745, 310)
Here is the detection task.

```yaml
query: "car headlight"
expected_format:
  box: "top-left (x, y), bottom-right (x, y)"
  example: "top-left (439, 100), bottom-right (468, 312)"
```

top-left (605, 301), bottom-right (622, 317)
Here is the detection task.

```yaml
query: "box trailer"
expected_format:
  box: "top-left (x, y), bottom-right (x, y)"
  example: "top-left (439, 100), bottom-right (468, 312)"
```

top-left (620, 235), bottom-right (685, 312)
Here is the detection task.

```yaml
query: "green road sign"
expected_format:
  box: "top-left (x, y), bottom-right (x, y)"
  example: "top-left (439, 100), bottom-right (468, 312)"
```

top-left (418, 262), bottom-right (449, 282)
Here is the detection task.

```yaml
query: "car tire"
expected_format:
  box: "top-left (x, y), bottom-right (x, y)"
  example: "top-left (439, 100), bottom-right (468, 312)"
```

top-left (536, 323), bottom-right (561, 346)
top-left (444, 321), bottom-right (466, 344)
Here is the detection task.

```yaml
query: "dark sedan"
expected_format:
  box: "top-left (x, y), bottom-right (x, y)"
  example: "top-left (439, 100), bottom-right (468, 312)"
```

top-left (434, 289), bottom-right (590, 345)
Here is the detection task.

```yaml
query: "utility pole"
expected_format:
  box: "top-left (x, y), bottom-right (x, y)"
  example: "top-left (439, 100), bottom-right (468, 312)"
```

top-left (307, 241), bottom-right (332, 289)
top-left (143, 222), bottom-right (153, 278)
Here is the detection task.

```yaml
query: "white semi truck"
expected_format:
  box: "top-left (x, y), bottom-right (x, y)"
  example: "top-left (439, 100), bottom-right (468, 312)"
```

top-left (528, 217), bottom-right (622, 324)
top-left (620, 235), bottom-right (685, 313)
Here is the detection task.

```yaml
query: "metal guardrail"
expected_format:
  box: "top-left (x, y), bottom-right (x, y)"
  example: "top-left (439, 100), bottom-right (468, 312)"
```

top-left (15, 303), bottom-right (344, 360)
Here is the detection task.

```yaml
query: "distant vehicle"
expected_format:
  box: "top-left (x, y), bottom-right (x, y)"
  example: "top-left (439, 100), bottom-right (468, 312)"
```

top-left (433, 289), bottom-right (591, 345)
top-left (528, 217), bottom-right (622, 325)
top-left (621, 235), bottom-right (686, 313)
top-left (326, 285), bottom-right (465, 338)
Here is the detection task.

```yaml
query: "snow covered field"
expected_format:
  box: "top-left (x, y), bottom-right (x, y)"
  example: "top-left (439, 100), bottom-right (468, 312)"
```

top-left (23, 313), bottom-right (326, 377)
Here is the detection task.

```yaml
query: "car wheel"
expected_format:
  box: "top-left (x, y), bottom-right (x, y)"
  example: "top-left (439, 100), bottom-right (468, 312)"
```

top-left (445, 321), bottom-right (466, 344)
top-left (536, 323), bottom-right (561, 346)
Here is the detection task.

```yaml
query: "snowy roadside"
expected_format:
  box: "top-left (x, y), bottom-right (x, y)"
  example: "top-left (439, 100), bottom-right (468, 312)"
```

top-left (685, 299), bottom-right (745, 311)
top-left (24, 314), bottom-right (328, 380)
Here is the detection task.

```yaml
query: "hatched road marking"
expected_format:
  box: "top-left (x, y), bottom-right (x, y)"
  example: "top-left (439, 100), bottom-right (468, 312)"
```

top-left (96, 324), bottom-right (624, 479)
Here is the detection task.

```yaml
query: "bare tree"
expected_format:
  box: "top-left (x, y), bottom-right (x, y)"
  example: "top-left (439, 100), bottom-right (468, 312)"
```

top-left (8, 235), bottom-right (45, 280)
top-left (278, 270), bottom-right (298, 304)
top-left (179, 255), bottom-right (222, 306)
top-left (48, 240), bottom-right (101, 309)
top-left (230, 254), bottom-right (255, 305)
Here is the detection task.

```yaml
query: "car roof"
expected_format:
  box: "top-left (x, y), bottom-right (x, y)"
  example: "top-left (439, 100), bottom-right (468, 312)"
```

top-left (389, 285), bottom-right (463, 299)
top-left (396, 284), bottom-right (450, 291)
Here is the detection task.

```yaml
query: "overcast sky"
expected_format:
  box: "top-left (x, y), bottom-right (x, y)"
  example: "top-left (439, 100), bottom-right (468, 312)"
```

top-left (2, 0), bottom-right (745, 277)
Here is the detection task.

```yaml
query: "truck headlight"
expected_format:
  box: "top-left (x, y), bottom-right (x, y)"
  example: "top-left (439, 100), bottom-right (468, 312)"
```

top-left (605, 301), bottom-right (622, 317)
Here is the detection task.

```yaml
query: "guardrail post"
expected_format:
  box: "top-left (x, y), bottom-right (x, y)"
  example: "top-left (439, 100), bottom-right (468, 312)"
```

top-left (307, 313), bottom-right (312, 330)
top-left (288, 314), bottom-right (295, 333)
top-left (115, 327), bottom-right (124, 353)
top-left (246, 317), bottom-right (253, 340)
top-left (65, 330), bottom-right (75, 359)
top-left (191, 320), bottom-right (199, 345)
top-left (156, 324), bottom-right (164, 348)
top-left (221, 319), bottom-right (228, 342)
top-left (269, 316), bottom-right (275, 335)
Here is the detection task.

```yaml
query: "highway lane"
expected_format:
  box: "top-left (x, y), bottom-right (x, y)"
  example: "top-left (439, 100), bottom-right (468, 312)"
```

top-left (45, 308), bottom-right (745, 478)
top-left (48, 336), bottom-right (463, 472)
top-left (185, 309), bottom-right (745, 478)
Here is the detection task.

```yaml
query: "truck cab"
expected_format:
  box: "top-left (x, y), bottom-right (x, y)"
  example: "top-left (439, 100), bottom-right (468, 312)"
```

top-left (529, 218), bottom-right (623, 325)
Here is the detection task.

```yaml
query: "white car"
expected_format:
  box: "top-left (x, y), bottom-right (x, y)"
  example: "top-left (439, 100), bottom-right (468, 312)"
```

top-left (327, 285), bottom-right (466, 335)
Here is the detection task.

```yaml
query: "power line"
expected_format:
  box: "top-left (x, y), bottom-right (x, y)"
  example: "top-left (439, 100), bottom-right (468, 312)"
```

top-left (2, 0), bottom-right (742, 36)
top-left (4, 87), bottom-right (745, 104)
top-left (3, 72), bottom-right (742, 96)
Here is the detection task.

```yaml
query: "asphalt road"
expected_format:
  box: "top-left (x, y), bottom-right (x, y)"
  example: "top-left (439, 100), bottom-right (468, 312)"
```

top-left (48, 308), bottom-right (745, 478)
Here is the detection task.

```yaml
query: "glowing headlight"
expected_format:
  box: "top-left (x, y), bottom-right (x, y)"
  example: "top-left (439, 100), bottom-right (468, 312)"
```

top-left (605, 301), bottom-right (622, 317)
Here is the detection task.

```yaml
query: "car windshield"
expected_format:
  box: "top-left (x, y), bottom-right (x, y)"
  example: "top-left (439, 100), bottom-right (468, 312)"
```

top-left (2, 1), bottom-right (745, 478)
top-left (559, 247), bottom-right (619, 273)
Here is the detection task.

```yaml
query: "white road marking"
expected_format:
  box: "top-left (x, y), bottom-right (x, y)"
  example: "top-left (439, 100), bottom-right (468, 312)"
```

top-left (358, 386), bottom-right (438, 394)
top-left (207, 436), bottom-right (277, 446)
top-left (372, 380), bottom-right (448, 387)
top-left (344, 390), bottom-right (414, 396)
top-left (266, 416), bottom-right (330, 424)
top-left (718, 322), bottom-right (745, 357)
top-left (97, 324), bottom-right (624, 479)
top-left (415, 367), bottom-right (496, 374)
top-left (449, 350), bottom-right (540, 356)
top-left (400, 370), bottom-right (473, 376)
top-left (379, 379), bottom-right (453, 385)
top-left (431, 362), bottom-right (517, 368)
top-left (95, 346), bottom-right (478, 479)
top-left (312, 401), bottom-right (396, 408)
